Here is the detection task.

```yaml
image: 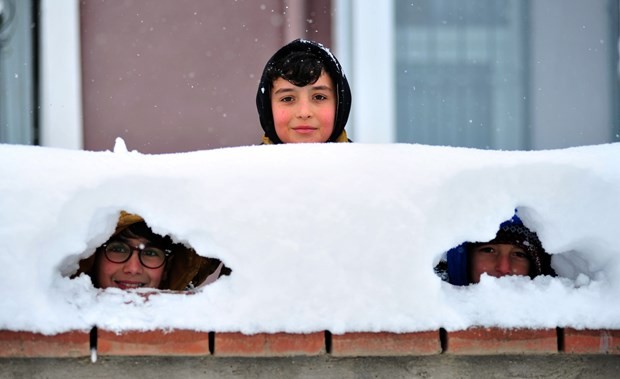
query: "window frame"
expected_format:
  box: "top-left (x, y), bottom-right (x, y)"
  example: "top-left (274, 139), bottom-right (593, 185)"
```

top-left (335, 0), bottom-right (620, 149)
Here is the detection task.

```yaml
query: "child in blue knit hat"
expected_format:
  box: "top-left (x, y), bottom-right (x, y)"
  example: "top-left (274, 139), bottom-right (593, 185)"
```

top-left (435, 213), bottom-right (556, 285)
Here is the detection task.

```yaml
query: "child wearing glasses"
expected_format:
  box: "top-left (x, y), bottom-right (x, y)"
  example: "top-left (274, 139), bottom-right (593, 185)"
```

top-left (256, 39), bottom-right (352, 144)
top-left (75, 212), bottom-right (229, 291)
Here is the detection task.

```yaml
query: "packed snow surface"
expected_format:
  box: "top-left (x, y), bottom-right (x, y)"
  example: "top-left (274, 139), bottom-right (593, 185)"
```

top-left (1, 141), bottom-right (619, 334)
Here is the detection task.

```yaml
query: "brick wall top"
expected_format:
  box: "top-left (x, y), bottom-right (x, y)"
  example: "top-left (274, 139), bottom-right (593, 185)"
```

top-left (2, 328), bottom-right (619, 358)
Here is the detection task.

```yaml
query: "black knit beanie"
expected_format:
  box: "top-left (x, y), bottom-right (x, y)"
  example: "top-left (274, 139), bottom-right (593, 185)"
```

top-left (256, 39), bottom-right (352, 144)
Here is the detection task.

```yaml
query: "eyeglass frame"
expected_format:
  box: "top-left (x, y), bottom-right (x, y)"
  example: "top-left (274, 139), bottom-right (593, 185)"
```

top-left (100, 239), bottom-right (173, 269)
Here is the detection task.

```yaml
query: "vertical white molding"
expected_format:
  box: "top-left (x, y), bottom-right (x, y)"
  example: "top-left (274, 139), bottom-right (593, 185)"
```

top-left (40, 0), bottom-right (83, 149)
top-left (350, 1), bottom-right (395, 143)
top-left (333, 0), bottom-right (355, 138)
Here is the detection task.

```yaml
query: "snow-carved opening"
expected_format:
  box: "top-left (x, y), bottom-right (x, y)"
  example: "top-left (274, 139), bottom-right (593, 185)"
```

top-left (64, 211), bottom-right (231, 293)
top-left (433, 208), bottom-right (561, 286)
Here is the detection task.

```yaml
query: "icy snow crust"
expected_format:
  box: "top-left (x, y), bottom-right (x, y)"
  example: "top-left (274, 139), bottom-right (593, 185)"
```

top-left (0, 142), bottom-right (619, 334)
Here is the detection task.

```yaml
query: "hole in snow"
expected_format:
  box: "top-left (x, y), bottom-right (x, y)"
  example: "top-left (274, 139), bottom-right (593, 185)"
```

top-left (433, 210), bottom-right (562, 286)
top-left (66, 212), bottom-right (231, 292)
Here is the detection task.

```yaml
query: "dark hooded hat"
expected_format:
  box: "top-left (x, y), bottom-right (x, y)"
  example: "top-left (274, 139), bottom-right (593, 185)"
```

top-left (256, 39), bottom-right (352, 144)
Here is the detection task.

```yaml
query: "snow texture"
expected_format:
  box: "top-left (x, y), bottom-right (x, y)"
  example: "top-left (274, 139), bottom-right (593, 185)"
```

top-left (0, 140), bottom-right (619, 334)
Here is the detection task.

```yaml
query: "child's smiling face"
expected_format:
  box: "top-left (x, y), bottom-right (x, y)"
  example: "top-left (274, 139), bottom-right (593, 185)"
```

top-left (270, 71), bottom-right (336, 143)
top-left (96, 235), bottom-right (167, 290)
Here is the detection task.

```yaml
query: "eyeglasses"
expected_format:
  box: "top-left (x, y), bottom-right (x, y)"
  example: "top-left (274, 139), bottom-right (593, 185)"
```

top-left (102, 240), bottom-right (171, 269)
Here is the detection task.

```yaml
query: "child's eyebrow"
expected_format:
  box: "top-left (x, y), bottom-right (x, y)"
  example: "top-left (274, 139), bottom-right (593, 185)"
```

top-left (272, 87), bottom-right (296, 95)
top-left (310, 85), bottom-right (333, 92)
top-left (272, 84), bottom-right (334, 95)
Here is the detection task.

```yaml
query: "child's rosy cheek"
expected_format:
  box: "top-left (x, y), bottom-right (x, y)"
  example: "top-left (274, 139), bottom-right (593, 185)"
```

top-left (274, 110), bottom-right (289, 120)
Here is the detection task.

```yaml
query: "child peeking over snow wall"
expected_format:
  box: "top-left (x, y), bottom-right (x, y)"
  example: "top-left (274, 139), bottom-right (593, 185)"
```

top-left (256, 38), bottom-right (352, 144)
top-left (73, 211), bottom-right (230, 291)
top-left (435, 213), bottom-right (556, 285)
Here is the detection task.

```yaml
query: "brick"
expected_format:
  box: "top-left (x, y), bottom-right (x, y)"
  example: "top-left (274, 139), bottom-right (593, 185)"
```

top-left (97, 329), bottom-right (210, 356)
top-left (563, 328), bottom-right (620, 354)
top-left (446, 327), bottom-right (557, 355)
top-left (331, 331), bottom-right (441, 356)
top-left (0, 330), bottom-right (90, 358)
top-left (214, 332), bottom-right (325, 356)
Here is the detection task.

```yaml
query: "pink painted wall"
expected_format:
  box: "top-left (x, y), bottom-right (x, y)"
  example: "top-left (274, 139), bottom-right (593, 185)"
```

top-left (80, 0), bottom-right (332, 153)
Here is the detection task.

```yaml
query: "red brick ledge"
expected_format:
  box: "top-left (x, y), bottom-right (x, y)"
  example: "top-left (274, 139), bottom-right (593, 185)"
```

top-left (214, 332), bottom-right (325, 357)
top-left (3, 328), bottom-right (620, 357)
top-left (563, 328), bottom-right (620, 354)
top-left (0, 330), bottom-right (91, 358)
top-left (98, 329), bottom-right (211, 356)
top-left (444, 327), bottom-right (558, 355)
top-left (330, 331), bottom-right (441, 356)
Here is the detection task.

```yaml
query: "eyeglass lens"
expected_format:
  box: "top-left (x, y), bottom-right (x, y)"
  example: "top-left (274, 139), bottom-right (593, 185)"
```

top-left (104, 241), bottom-right (167, 269)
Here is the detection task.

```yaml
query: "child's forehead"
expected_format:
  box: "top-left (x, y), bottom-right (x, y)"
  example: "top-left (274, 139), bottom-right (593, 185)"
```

top-left (115, 234), bottom-right (153, 246)
top-left (271, 73), bottom-right (334, 92)
top-left (476, 243), bottom-right (524, 249)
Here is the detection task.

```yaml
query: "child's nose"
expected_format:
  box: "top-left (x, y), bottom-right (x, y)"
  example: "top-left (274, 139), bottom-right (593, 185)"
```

top-left (296, 99), bottom-right (312, 118)
top-left (495, 254), bottom-right (512, 276)
top-left (122, 251), bottom-right (144, 274)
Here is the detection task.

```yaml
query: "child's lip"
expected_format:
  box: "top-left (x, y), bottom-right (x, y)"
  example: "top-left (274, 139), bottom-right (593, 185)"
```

top-left (114, 280), bottom-right (145, 289)
top-left (292, 126), bottom-right (317, 133)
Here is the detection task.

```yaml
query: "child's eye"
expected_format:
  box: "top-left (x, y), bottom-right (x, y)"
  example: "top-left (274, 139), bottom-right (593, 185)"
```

top-left (513, 250), bottom-right (528, 260)
top-left (478, 246), bottom-right (495, 254)
top-left (279, 96), bottom-right (294, 103)
top-left (313, 94), bottom-right (328, 101)
top-left (106, 241), bottom-right (129, 254)
top-left (142, 247), bottom-right (165, 258)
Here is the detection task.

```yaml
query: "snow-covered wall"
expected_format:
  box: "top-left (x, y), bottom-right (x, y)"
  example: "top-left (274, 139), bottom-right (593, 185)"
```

top-left (1, 142), bottom-right (619, 334)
